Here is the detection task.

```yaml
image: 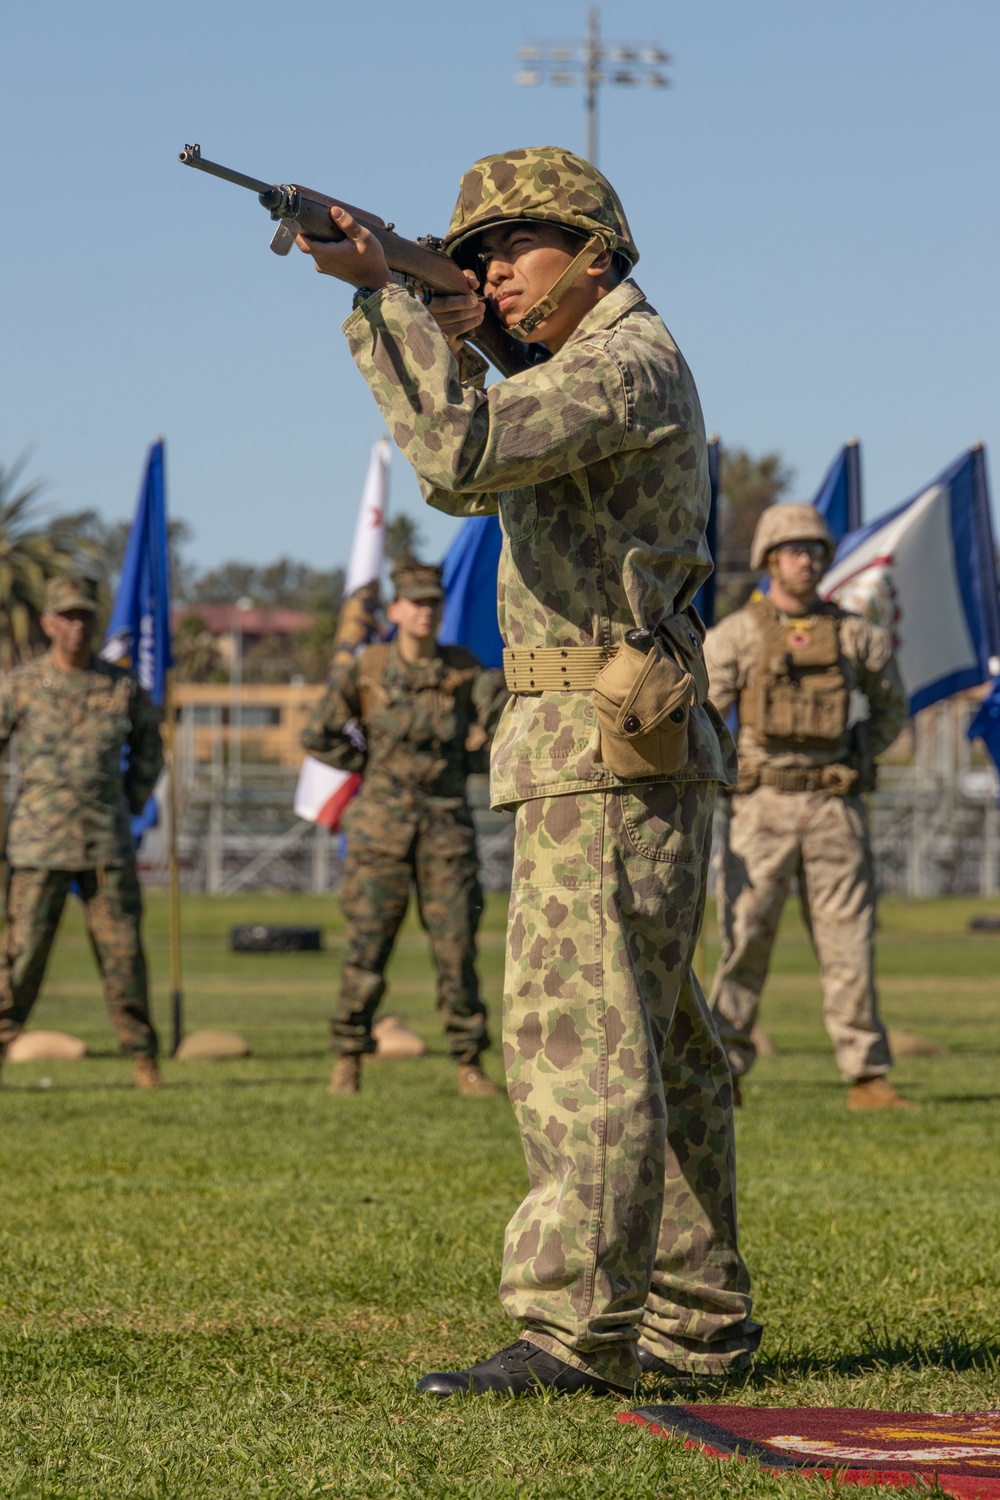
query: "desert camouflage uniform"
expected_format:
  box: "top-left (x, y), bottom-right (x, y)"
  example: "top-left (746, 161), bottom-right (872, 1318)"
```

top-left (705, 600), bottom-right (907, 1082)
top-left (302, 641), bottom-right (506, 1065)
top-left (0, 652), bottom-right (163, 1057)
top-left (338, 148), bottom-right (760, 1386)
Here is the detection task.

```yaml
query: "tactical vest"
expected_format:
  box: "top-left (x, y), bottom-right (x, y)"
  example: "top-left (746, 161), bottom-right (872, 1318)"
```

top-left (740, 600), bottom-right (849, 750)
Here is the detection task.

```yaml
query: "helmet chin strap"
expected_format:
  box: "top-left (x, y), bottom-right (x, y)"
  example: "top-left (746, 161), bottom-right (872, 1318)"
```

top-left (508, 233), bottom-right (607, 339)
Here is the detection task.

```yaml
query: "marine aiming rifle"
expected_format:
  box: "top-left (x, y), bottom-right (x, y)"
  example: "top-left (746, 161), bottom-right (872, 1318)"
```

top-left (178, 144), bottom-right (543, 378)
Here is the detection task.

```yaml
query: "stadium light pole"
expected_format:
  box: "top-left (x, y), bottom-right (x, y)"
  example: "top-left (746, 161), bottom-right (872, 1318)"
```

top-left (515, 6), bottom-right (671, 167)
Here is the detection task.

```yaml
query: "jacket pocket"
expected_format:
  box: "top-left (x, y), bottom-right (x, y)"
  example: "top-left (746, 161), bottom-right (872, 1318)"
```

top-left (498, 485), bottom-right (537, 543)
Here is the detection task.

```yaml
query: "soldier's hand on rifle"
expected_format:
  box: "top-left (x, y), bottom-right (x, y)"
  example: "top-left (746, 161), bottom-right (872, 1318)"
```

top-left (427, 270), bottom-right (486, 358)
top-left (297, 206), bottom-right (392, 289)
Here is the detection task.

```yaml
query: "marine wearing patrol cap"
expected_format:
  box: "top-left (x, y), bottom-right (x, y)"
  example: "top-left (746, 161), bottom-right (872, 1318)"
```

top-left (390, 560), bottom-right (444, 603)
top-left (43, 574), bottom-right (100, 615)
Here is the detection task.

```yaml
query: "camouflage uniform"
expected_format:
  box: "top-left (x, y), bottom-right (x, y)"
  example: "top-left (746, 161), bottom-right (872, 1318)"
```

top-left (704, 510), bottom-right (908, 1084)
top-left (302, 589), bottom-right (506, 1065)
top-left (0, 580), bottom-right (163, 1058)
top-left (339, 148), bottom-right (760, 1385)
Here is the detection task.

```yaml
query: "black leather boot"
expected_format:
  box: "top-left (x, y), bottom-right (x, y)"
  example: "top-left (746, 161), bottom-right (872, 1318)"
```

top-left (417, 1339), bottom-right (634, 1398)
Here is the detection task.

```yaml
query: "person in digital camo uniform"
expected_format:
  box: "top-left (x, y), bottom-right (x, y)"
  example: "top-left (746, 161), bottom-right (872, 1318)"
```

top-left (297, 147), bottom-right (761, 1396)
top-left (704, 503), bottom-right (910, 1110)
top-left (0, 576), bottom-right (164, 1087)
top-left (301, 559), bottom-right (507, 1099)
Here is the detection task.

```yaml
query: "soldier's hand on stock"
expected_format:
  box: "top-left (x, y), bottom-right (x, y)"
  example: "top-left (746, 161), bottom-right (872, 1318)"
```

top-left (426, 270), bottom-right (485, 358)
top-left (296, 205), bottom-right (392, 289)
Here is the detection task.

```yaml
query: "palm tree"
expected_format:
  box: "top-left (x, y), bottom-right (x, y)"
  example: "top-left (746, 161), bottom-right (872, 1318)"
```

top-left (0, 457), bottom-right (68, 672)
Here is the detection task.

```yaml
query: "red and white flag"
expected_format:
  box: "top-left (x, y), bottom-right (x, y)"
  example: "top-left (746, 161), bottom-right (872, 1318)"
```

top-left (295, 438), bottom-right (390, 831)
top-left (294, 757), bottom-right (361, 831)
top-left (345, 436), bottom-right (390, 597)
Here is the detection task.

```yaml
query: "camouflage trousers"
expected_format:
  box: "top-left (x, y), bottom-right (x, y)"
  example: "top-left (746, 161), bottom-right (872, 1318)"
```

top-left (709, 786), bottom-right (891, 1082)
top-left (501, 781), bottom-right (759, 1388)
top-left (0, 864), bottom-right (158, 1058)
top-left (334, 801), bottom-right (489, 1064)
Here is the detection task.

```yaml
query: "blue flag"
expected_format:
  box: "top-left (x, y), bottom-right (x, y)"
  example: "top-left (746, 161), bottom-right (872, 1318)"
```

top-left (968, 678), bottom-right (1000, 783)
top-left (822, 445), bottom-right (1000, 713)
top-left (102, 439), bottom-right (173, 706)
top-left (439, 515), bottom-right (504, 669)
top-left (813, 439), bottom-right (863, 541)
top-left (100, 439), bottom-right (174, 846)
top-left (692, 437), bottom-right (720, 628)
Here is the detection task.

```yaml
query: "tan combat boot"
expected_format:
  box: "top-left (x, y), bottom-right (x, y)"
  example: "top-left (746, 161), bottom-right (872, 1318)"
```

top-left (457, 1062), bottom-right (498, 1098)
top-left (133, 1057), bottom-right (163, 1089)
top-left (846, 1076), bottom-right (915, 1111)
top-left (328, 1055), bottom-right (362, 1095)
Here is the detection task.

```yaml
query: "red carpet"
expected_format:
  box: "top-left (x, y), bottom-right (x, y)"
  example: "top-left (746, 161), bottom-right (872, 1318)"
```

top-left (619, 1405), bottom-right (1000, 1497)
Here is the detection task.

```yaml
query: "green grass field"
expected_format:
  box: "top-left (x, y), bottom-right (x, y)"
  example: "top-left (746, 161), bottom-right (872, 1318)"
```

top-left (0, 889), bottom-right (997, 1498)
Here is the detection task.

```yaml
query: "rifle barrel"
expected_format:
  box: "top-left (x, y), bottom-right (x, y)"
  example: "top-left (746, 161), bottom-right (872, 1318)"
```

top-left (179, 145), bottom-right (273, 196)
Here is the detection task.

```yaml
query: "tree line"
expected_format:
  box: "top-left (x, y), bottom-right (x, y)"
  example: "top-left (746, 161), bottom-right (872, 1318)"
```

top-left (0, 452), bottom-right (787, 681)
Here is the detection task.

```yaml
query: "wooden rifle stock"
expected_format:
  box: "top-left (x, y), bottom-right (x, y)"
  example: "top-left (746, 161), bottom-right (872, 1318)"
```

top-left (179, 145), bottom-right (543, 378)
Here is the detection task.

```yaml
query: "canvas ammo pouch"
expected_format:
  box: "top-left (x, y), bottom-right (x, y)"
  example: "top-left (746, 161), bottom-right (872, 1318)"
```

top-left (741, 605), bottom-right (848, 748)
top-left (591, 626), bottom-right (697, 780)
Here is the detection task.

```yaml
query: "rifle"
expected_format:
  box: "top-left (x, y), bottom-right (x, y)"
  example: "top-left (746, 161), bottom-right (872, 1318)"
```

top-left (178, 144), bottom-right (542, 378)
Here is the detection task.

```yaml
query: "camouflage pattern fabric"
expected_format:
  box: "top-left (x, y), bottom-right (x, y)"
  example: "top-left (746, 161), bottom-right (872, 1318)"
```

top-left (704, 598), bottom-right (906, 1081)
top-left (344, 279), bottom-right (738, 809)
top-left (0, 652), bottom-right (163, 869)
top-left (0, 865), bottom-right (157, 1058)
top-left (710, 787), bottom-right (891, 1083)
top-left (704, 600), bottom-right (906, 780)
top-left (334, 799), bottom-right (486, 1063)
top-left (302, 641), bottom-right (506, 797)
top-left (342, 168), bottom-right (756, 1380)
top-left (302, 641), bottom-right (506, 1061)
top-left (442, 146), bottom-right (639, 271)
top-left (500, 781), bottom-right (757, 1385)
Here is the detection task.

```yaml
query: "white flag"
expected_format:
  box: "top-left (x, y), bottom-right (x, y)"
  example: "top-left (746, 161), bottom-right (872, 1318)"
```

top-left (820, 446), bottom-right (1000, 712)
top-left (345, 437), bottom-right (390, 598)
top-left (294, 756), bottom-right (362, 832)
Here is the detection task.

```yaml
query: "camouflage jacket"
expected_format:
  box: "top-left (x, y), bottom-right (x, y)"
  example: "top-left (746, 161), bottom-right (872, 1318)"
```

top-left (301, 641), bottom-right (506, 833)
top-left (704, 599), bottom-right (907, 776)
top-left (0, 652), bottom-right (164, 869)
top-left (344, 279), bottom-right (736, 807)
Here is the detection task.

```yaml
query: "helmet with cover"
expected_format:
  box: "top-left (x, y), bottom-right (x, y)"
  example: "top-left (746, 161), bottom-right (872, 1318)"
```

top-left (444, 146), bottom-right (638, 275)
top-left (750, 503), bottom-right (836, 572)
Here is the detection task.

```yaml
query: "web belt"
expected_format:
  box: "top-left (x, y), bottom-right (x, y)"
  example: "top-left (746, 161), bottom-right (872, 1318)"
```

top-left (752, 763), bottom-right (858, 796)
top-left (503, 645), bottom-right (616, 693)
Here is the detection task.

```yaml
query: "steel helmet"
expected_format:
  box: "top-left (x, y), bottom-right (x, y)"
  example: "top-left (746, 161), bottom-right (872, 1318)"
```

top-left (443, 146), bottom-right (639, 275)
top-left (749, 504), bottom-right (836, 572)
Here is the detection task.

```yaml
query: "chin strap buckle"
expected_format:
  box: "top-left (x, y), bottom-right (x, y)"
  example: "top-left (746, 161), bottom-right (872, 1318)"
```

top-left (509, 233), bottom-right (607, 338)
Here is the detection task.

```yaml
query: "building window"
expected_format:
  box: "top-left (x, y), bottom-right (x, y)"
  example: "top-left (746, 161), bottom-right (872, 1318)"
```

top-left (241, 707), bottom-right (282, 727)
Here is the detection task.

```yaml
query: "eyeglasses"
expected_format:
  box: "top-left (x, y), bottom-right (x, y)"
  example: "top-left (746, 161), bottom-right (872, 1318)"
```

top-left (776, 542), bottom-right (828, 563)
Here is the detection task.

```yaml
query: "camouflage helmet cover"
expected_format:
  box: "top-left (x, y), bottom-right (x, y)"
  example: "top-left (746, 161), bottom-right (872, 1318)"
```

top-left (443, 147), bottom-right (639, 272)
top-left (750, 504), bottom-right (836, 572)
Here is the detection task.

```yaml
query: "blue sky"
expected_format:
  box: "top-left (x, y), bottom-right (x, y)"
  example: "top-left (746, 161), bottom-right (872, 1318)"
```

top-left (2, 0), bottom-right (998, 572)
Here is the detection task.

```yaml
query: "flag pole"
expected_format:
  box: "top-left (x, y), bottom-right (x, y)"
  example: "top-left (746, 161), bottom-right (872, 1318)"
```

top-left (164, 667), bottom-right (184, 1055)
top-left (695, 434), bottom-right (721, 992)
